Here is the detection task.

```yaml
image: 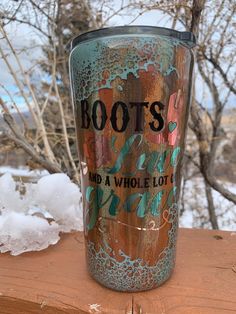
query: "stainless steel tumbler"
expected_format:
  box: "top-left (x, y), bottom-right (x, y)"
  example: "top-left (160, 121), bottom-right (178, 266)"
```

top-left (68, 26), bottom-right (195, 292)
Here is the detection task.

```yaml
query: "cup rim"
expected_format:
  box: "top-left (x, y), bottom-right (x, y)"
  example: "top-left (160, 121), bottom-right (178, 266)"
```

top-left (67, 25), bottom-right (196, 51)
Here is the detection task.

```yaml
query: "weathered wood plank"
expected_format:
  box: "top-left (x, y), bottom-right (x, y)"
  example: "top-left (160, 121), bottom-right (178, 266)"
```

top-left (0, 233), bottom-right (132, 313)
top-left (133, 229), bottom-right (236, 313)
top-left (0, 229), bottom-right (235, 313)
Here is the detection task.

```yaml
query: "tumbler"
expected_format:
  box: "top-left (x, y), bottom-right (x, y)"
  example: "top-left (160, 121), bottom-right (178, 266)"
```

top-left (68, 26), bottom-right (195, 292)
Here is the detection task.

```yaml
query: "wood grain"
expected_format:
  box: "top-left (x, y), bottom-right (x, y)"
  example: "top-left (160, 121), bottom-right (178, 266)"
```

top-left (133, 229), bottom-right (236, 314)
top-left (0, 229), bottom-right (235, 313)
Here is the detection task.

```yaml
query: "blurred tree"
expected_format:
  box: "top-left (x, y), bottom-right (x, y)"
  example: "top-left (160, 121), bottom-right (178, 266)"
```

top-left (129, 0), bottom-right (236, 228)
top-left (38, 0), bottom-right (97, 179)
top-left (0, 0), bottom-right (236, 229)
top-left (0, 0), bottom-right (132, 181)
top-left (0, 0), bottom-right (99, 181)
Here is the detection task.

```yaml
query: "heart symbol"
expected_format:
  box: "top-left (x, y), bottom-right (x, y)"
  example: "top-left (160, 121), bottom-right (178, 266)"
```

top-left (168, 121), bottom-right (177, 133)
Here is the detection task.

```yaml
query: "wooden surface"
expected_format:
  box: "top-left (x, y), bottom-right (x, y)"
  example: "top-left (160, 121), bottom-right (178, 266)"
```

top-left (0, 228), bottom-right (235, 313)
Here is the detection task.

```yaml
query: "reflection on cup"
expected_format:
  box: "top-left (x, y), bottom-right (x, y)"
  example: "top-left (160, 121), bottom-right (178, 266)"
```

top-left (69, 26), bottom-right (195, 292)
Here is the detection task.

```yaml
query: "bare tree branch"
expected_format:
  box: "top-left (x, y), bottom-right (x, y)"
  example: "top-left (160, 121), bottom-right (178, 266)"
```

top-left (202, 52), bottom-right (236, 95)
top-left (204, 178), bottom-right (219, 229)
top-left (200, 151), bottom-right (236, 204)
top-left (0, 23), bottom-right (57, 164)
top-left (191, 99), bottom-right (236, 205)
top-left (190, 0), bottom-right (206, 38)
top-left (1, 16), bottom-right (50, 38)
top-left (52, 34), bottom-right (80, 183)
top-left (3, 113), bottom-right (62, 174)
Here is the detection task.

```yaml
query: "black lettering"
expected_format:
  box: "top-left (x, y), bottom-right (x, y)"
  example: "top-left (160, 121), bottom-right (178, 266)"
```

top-left (130, 178), bottom-right (137, 188)
top-left (81, 99), bottom-right (91, 129)
top-left (110, 101), bottom-right (130, 132)
top-left (163, 175), bottom-right (168, 185)
top-left (144, 178), bottom-right (150, 188)
top-left (114, 177), bottom-right (123, 187)
top-left (105, 176), bottom-right (110, 186)
top-left (123, 177), bottom-right (130, 188)
top-left (149, 101), bottom-right (165, 132)
top-left (130, 102), bottom-right (149, 131)
top-left (92, 100), bottom-right (107, 130)
top-left (158, 176), bottom-right (164, 186)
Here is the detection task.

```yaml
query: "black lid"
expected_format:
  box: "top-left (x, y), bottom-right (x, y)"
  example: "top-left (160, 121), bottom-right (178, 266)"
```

top-left (68, 25), bottom-right (196, 51)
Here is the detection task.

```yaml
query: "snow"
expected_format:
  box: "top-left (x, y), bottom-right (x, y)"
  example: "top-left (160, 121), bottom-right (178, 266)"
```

top-left (0, 173), bottom-right (83, 255)
top-left (0, 212), bottom-right (60, 256)
top-left (0, 168), bottom-right (235, 256)
top-left (0, 166), bottom-right (49, 177)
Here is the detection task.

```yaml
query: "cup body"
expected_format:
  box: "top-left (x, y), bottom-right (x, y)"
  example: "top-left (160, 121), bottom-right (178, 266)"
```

top-left (69, 26), bottom-right (195, 292)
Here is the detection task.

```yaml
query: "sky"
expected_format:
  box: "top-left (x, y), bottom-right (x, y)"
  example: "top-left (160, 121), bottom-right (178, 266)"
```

top-left (0, 20), bottom-right (44, 109)
top-left (0, 8), bottom-right (170, 110)
top-left (0, 2), bottom-right (235, 112)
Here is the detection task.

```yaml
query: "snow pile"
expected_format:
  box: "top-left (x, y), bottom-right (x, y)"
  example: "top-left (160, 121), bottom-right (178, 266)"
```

top-left (1, 170), bottom-right (235, 255)
top-left (0, 173), bottom-right (83, 255)
top-left (0, 166), bottom-right (49, 177)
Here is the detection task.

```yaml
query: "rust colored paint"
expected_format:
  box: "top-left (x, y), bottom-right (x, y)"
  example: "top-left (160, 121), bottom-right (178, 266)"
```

top-left (69, 27), bottom-right (195, 291)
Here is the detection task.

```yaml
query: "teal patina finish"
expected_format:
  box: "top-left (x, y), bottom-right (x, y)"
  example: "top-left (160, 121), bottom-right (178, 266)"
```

top-left (69, 26), bottom-right (195, 292)
top-left (86, 203), bottom-right (178, 292)
top-left (70, 35), bottom-right (180, 101)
